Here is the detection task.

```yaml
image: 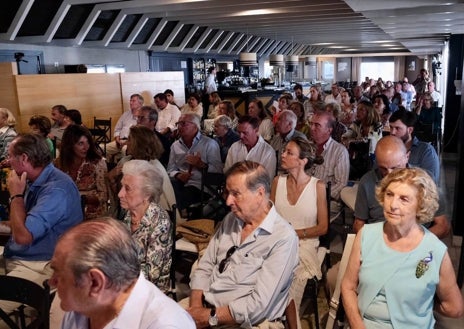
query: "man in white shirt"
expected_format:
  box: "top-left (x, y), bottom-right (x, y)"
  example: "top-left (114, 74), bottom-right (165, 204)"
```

top-left (325, 83), bottom-right (342, 104)
top-left (205, 67), bottom-right (217, 94)
top-left (154, 93), bottom-right (181, 137)
top-left (52, 218), bottom-right (195, 329)
top-left (224, 116), bottom-right (276, 179)
top-left (105, 94), bottom-right (143, 162)
top-left (427, 81), bottom-right (442, 107)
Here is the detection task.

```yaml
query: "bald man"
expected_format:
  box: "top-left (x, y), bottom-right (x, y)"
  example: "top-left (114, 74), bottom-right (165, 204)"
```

top-left (353, 135), bottom-right (449, 238)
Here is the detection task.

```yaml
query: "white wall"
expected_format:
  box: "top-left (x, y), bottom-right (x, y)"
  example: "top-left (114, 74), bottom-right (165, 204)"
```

top-left (0, 42), bottom-right (149, 73)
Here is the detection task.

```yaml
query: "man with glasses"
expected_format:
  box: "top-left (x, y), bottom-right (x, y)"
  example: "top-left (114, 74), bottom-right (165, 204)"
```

top-left (187, 161), bottom-right (298, 328)
top-left (167, 113), bottom-right (222, 215)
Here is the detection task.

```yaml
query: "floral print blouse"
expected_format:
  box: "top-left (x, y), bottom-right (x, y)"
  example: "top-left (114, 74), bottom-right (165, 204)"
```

top-left (123, 202), bottom-right (173, 292)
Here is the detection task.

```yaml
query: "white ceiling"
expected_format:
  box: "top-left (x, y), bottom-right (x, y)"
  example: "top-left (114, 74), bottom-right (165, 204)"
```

top-left (1, 0), bottom-right (463, 56)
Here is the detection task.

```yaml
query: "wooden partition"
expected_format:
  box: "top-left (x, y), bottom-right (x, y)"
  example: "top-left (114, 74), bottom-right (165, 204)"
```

top-left (0, 63), bottom-right (185, 133)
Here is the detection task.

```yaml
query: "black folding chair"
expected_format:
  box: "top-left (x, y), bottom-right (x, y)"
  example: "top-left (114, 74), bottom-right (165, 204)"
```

top-left (89, 117), bottom-right (112, 156)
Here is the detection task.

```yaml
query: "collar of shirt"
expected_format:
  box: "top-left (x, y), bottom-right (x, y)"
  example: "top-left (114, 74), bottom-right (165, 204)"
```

top-left (180, 131), bottom-right (202, 149)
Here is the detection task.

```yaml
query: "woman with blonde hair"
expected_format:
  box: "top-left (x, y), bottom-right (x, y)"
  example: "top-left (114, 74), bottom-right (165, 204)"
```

top-left (207, 91), bottom-right (222, 119)
top-left (0, 108), bottom-right (17, 161)
top-left (342, 168), bottom-right (463, 328)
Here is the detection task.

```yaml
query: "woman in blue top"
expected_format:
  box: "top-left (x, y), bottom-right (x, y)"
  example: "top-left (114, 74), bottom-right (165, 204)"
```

top-left (342, 168), bottom-right (463, 329)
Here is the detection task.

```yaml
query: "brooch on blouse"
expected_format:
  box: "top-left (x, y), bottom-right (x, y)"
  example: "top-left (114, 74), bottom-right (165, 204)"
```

top-left (416, 251), bottom-right (433, 278)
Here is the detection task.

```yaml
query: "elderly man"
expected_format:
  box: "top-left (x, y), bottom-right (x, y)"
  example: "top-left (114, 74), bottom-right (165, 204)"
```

top-left (389, 108), bottom-right (440, 183)
top-left (187, 161), bottom-right (298, 328)
top-left (353, 135), bottom-right (449, 238)
top-left (49, 104), bottom-right (68, 147)
top-left (51, 218), bottom-right (195, 328)
top-left (137, 105), bottom-right (171, 166)
top-left (106, 94), bottom-right (143, 162)
top-left (427, 81), bottom-right (442, 107)
top-left (309, 110), bottom-right (349, 209)
top-left (167, 113), bottom-right (223, 214)
top-left (155, 92), bottom-right (181, 136)
top-left (325, 83), bottom-right (342, 104)
top-left (225, 116), bottom-right (276, 179)
top-left (270, 110), bottom-right (307, 170)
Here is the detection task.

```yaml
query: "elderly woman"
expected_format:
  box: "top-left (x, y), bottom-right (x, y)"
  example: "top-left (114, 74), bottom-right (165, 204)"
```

top-left (270, 136), bottom-right (328, 321)
top-left (248, 99), bottom-right (274, 142)
top-left (107, 125), bottom-right (175, 218)
top-left (181, 93), bottom-right (204, 118)
top-left (118, 159), bottom-right (172, 292)
top-left (0, 108), bottom-right (17, 161)
top-left (55, 125), bottom-right (108, 219)
top-left (342, 168), bottom-right (463, 329)
top-left (213, 115), bottom-right (240, 163)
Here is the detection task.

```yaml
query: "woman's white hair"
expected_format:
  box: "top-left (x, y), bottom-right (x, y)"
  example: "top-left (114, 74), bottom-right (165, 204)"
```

top-left (122, 160), bottom-right (163, 203)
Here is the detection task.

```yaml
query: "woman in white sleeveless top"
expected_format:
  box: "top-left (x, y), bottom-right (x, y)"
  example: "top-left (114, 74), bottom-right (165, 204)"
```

top-left (270, 136), bottom-right (328, 325)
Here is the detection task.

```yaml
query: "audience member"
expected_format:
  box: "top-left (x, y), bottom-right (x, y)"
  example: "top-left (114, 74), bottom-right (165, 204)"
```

top-left (342, 100), bottom-right (383, 157)
top-left (55, 125), bottom-right (108, 219)
top-left (293, 83), bottom-right (308, 102)
top-left (340, 90), bottom-right (356, 126)
top-left (107, 125), bottom-right (175, 219)
top-left (217, 100), bottom-right (238, 129)
top-left (118, 160), bottom-right (172, 292)
top-left (224, 115), bottom-right (276, 179)
top-left (325, 83), bottom-right (342, 104)
top-left (136, 105), bottom-right (170, 166)
top-left (415, 92), bottom-right (442, 134)
top-left (412, 68), bottom-right (430, 96)
top-left (64, 109), bottom-right (83, 126)
top-left (270, 94), bottom-right (292, 123)
top-left (352, 136), bottom-right (449, 238)
top-left (427, 81), bottom-right (442, 107)
top-left (270, 137), bottom-right (327, 322)
top-left (0, 108), bottom-right (17, 161)
top-left (167, 113), bottom-right (222, 214)
top-left (186, 161), bottom-right (298, 328)
top-left (49, 104), bottom-right (68, 147)
top-left (181, 93), bottom-right (204, 118)
top-left (289, 101), bottom-right (310, 138)
top-left (154, 92), bottom-right (181, 137)
top-left (325, 102), bottom-right (347, 143)
top-left (353, 85), bottom-right (369, 104)
top-left (248, 99), bottom-right (274, 142)
top-left (207, 91), bottom-right (221, 119)
top-left (309, 111), bottom-right (349, 210)
top-left (304, 85), bottom-right (324, 119)
top-left (106, 94), bottom-right (143, 163)
top-left (51, 218), bottom-right (195, 328)
top-left (213, 115), bottom-right (240, 163)
top-left (1, 134), bottom-right (82, 326)
top-left (270, 110), bottom-right (306, 170)
top-left (28, 115), bottom-right (54, 157)
top-left (401, 80), bottom-right (414, 110)
top-left (373, 94), bottom-right (392, 130)
top-left (389, 108), bottom-right (440, 183)
top-left (342, 168), bottom-right (462, 328)
top-left (164, 89), bottom-right (180, 108)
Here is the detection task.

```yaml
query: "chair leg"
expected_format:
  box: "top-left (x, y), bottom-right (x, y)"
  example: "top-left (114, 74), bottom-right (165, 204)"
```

top-left (312, 278), bottom-right (320, 329)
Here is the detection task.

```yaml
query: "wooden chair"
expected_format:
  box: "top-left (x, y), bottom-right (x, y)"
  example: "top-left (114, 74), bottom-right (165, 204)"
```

top-left (0, 276), bottom-right (52, 329)
top-left (89, 117), bottom-right (112, 156)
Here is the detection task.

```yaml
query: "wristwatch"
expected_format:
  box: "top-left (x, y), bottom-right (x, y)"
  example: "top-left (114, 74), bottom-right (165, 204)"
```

top-left (208, 306), bottom-right (218, 327)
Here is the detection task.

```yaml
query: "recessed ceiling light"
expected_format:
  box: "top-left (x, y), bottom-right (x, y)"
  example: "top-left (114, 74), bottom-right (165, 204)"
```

top-left (231, 9), bottom-right (281, 16)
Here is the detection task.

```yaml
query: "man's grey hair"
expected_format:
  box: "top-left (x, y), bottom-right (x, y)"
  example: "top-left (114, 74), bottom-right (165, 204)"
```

top-left (225, 161), bottom-right (271, 196)
top-left (214, 115), bottom-right (233, 129)
top-left (60, 218), bottom-right (140, 290)
top-left (122, 160), bottom-right (163, 203)
top-left (182, 112), bottom-right (201, 130)
top-left (279, 110), bottom-right (297, 129)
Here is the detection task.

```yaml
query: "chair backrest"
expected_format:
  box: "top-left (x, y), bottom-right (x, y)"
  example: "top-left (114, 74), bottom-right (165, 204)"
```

top-left (91, 117), bottom-right (112, 142)
top-left (348, 139), bottom-right (372, 180)
top-left (0, 275), bottom-right (51, 329)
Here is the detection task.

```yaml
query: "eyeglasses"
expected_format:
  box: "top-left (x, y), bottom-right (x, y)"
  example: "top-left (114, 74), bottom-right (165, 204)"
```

top-left (176, 121), bottom-right (194, 126)
top-left (218, 246), bottom-right (238, 273)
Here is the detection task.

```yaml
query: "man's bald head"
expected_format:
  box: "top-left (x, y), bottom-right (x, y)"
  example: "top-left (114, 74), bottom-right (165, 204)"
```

top-left (375, 135), bottom-right (409, 177)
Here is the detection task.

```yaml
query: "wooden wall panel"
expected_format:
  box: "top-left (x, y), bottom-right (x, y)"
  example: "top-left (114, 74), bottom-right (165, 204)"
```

top-left (15, 73), bottom-right (123, 130)
top-left (0, 63), bottom-right (20, 129)
top-left (120, 72), bottom-right (185, 108)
